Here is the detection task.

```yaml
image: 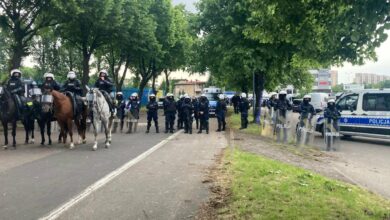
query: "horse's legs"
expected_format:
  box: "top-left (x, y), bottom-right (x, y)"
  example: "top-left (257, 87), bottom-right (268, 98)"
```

top-left (12, 120), bottom-right (17, 148)
top-left (47, 119), bottom-right (52, 145)
top-left (67, 120), bottom-right (74, 149)
top-left (108, 118), bottom-right (113, 144)
top-left (102, 119), bottom-right (110, 148)
top-left (24, 120), bottom-right (29, 144)
top-left (2, 120), bottom-right (8, 149)
top-left (31, 119), bottom-right (35, 144)
top-left (91, 118), bottom-right (98, 151)
top-left (39, 120), bottom-right (45, 145)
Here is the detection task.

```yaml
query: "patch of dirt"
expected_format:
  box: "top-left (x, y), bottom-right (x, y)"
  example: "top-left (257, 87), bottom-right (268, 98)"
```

top-left (196, 151), bottom-right (232, 220)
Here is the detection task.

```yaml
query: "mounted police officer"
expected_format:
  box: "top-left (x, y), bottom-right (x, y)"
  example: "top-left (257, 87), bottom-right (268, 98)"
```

top-left (126, 93), bottom-right (140, 133)
top-left (239, 93), bottom-right (250, 129)
top-left (216, 94), bottom-right (227, 132)
top-left (62, 71), bottom-right (84, 118)
top-left (182, 94), bottom-right (194, 134)
top-left (176, 95), bottom-right (185, 130)
top-left (146, 93), bottom-right (159, 133)
top-left (197, 94), bottom-right (209, 134)
top-left (7, 69), bottom-right (26, 117)
top-left (164, 93), bottom-right (176, 133)
top-left (94, 70), bottom-right (115, 114)
top-left (113, 91), bottom-right (126, 133)
top-left (41, 73), bottom-right (60, 91)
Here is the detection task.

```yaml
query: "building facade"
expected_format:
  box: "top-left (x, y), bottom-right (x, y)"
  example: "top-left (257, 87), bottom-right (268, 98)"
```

top-left (309, 69), bottom-right (332, 93)
top-left (330, 70), bottom-right (338, 87)
top-left (353, 73), bottom-right (390, 85)
top-left (174, 80), bottom-right (206, 97)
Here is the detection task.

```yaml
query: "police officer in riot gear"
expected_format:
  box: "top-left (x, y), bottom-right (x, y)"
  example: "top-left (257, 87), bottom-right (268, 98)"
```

top-left (275, 90), bottom-right (292, 118)
top-left (197, 94), bottom-right (210, 134)
top-left (275, 90), bottom-right (292, 142)
top-left (324, 99), bottom-right (341, 127)
top-left (182, 94), bottom-right (194, 134)
top-left (176, 95), bottom-right (185, 130)
top-left (146, 94), bottom-right (159, 133)
top-left (95, 70), bottom-right (115, 114)
top-left (298, 95), bottom-right (316, 125)
top-left (41, 73), bottom-right (61, 91)
top-left (216, 94), bottom-right (227, 132)
top-left (239, 93), bottom-right (250, 129)
top-left (126, 93), bottom-right (140, 133)
top-left (192, 96), bottom-right (200, 129)
top-left (7, 69), bottom-right (26, 117)
top-left (62, 71), bottom-right (84, 118)
top-left (113, 91), bottom-right (126, 133)
top-left (164, 93), bottom-right (176, 133)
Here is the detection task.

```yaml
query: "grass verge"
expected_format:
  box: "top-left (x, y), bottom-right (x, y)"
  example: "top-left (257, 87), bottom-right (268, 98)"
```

top-left (228, 109), bottom-right (262, 135)
top-left (212, 149), bottom-right (390, 219)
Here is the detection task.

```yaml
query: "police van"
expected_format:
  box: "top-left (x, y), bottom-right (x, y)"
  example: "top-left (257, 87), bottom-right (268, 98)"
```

top-left (315, 90), bottom-right (390, 139)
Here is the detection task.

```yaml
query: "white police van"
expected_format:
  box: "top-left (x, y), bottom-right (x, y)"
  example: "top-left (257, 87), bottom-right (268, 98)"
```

top-left (315, 89), bottom-right (390, 139)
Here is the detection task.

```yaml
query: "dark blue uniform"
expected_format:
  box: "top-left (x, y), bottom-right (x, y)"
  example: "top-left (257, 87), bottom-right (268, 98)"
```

top-left (62, 79), bottom-right (83, 96)
top-left (95, 77), bottom-right (115, 112)
top-left (239, 98), bottom-right (250, 129)
top-left (7, 76), bottom-right (26, 117)
top-left (182, 98), bottom-right (193, 134)
top-left (197, 97), bottom-right (209, 134)
top-left (216, 99), bottom-right (227, 131)
top-left (41, 79), bottom-right (61, 91)
top-left (192, 98), bottom-right (200, 129)
top-left (146, 99), bottom-right (159, 133)
top-left (164, 98), bottom-right (176, 133)
top-left (176, 97), bottom-right (185, 129)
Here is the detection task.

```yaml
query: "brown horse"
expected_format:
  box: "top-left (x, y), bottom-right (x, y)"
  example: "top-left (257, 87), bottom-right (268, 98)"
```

top-left (42, 89), bottom-right (87, 149)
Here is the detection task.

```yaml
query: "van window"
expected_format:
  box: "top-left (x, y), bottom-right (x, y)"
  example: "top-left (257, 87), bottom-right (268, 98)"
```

top-left (337, 94), bottom-right (358, 111)
top-left (363, 93), bottom-right (390, 111)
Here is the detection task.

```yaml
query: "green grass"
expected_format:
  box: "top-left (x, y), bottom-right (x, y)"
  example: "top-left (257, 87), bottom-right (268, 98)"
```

top-left (220, 149), bottom-right (390, 220)
top-left (228, 109), bottom-right (262, 135)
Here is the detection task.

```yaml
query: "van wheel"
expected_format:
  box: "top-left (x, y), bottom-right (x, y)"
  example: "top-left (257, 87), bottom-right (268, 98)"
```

top-left (342, 135), bottom-right (352, 139)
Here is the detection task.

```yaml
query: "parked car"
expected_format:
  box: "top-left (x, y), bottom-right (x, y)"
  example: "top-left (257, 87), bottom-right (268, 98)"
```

top-left (309, 93), bottom-right (329, 111)
top-left (158, 98), bottom-right (165, 109)
top-left (315, 89), bottom-right (390, 139)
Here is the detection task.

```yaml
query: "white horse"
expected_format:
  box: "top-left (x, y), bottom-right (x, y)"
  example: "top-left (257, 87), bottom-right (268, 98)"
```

top-left (87, 87), bottom-right (114, 151)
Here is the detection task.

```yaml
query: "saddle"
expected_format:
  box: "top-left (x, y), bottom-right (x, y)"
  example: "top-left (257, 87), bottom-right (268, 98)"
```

top-left (64, 91), bottom-right (86, 119)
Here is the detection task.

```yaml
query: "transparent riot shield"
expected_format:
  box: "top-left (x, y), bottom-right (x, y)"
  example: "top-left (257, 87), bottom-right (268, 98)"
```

top-left (296, 114), bottom-right (315, 148)
top-left (323, 118), bottom-right (340, 151)
top-left (275, 109), bottom-right (291, 144)
top-left (262, 107), bottom-right (275, 137)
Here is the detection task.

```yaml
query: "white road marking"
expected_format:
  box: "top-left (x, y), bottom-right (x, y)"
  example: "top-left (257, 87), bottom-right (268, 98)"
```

top-left (39, 130), bottom-right (184, 220)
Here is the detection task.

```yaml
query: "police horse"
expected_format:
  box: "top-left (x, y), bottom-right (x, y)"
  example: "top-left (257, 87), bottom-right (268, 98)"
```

top-left (0, 86), bottom-right (31, 149)
top-left (86, 87), bottom-right (113, 150)
top-left (41, 88), bottom-right (87, 149)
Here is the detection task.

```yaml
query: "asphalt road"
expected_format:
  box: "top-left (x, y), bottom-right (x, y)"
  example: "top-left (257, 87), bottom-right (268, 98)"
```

top-left (0, 123), bottom-right (169, 220)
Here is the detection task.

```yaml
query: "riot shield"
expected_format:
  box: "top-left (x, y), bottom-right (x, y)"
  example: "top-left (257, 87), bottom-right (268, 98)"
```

top-left (262, 107), bottom-right (275, 137)
top-left (296, 114), bottom-right (315, 148)
top-left (275, 109), bottom-right (291, 144)
top-left (323, 118), bottom-right (340, 151)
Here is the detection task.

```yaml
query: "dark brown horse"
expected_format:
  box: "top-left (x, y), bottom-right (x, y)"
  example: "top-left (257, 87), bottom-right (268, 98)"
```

top-left (0, 86), bottom-right (30, 149)
top-left (42, 89), bottom-right (87, 149)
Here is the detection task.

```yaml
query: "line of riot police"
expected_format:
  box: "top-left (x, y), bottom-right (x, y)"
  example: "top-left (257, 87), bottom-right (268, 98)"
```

top-left (264, 90), bottom-right (341, 150)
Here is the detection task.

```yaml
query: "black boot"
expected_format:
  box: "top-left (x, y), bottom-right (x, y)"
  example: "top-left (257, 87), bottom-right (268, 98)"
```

top-left (155, 124), bottom-right (159, 133)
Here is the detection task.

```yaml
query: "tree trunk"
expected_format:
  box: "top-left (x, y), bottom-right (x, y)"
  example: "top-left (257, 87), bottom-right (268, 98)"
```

top-left (118, 59), bottom-right (129, 91)
top-left (81, 48), bottom-right (91, 94)
top-left (164, 69), bottom-right (170, 94)
top-left (9, 40), bottom-right (25, 71)
top-left (138, 79), bottom-right (148, 102)
top-left (151, 72), bottom-right (157, 95)
top-left (253, 71), bottom-right (265, 124)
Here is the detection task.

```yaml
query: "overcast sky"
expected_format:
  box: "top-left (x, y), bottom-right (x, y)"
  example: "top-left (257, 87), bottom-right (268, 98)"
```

top-left (172, 0), bottom-right (390, 84)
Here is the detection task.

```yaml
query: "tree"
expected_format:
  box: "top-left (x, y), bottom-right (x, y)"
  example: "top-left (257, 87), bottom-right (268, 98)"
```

top-left (196, 0), bottom-right (389, 123)
top-left (55, 0), bottom-right (124, 88)
top-left (0, 0), bottom-right (56, 70)
top-left (0, 29), bottom-right (9, 75)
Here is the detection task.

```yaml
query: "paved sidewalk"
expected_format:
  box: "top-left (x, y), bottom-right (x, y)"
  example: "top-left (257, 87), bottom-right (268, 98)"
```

top-left (57, 126), bottom-right (227, 220)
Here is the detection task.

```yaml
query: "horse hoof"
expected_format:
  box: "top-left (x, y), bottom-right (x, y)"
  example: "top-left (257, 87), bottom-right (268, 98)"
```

top-left (105, 143), bottom-right (110, 149)
top-left (3, 145), bottom-right (8, 150)
top-left (30, 139), bottom-right (35, 144)
top-left (92, 145), bottom-right (97, 151)
top-left (83, 140), bottom-right (87, 144)
top-left (69, 143), bottom-right (75, 150)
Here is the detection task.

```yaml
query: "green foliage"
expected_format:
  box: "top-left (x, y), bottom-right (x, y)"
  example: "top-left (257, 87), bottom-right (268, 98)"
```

top-left (221, 149), bottom-right (390, 219)
top-left (332, 84), bottom-right (344, 93)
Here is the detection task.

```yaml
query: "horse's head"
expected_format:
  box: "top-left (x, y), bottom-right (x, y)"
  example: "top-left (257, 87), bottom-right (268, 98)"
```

top-left (41, 89), bottom-right (54, 113)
